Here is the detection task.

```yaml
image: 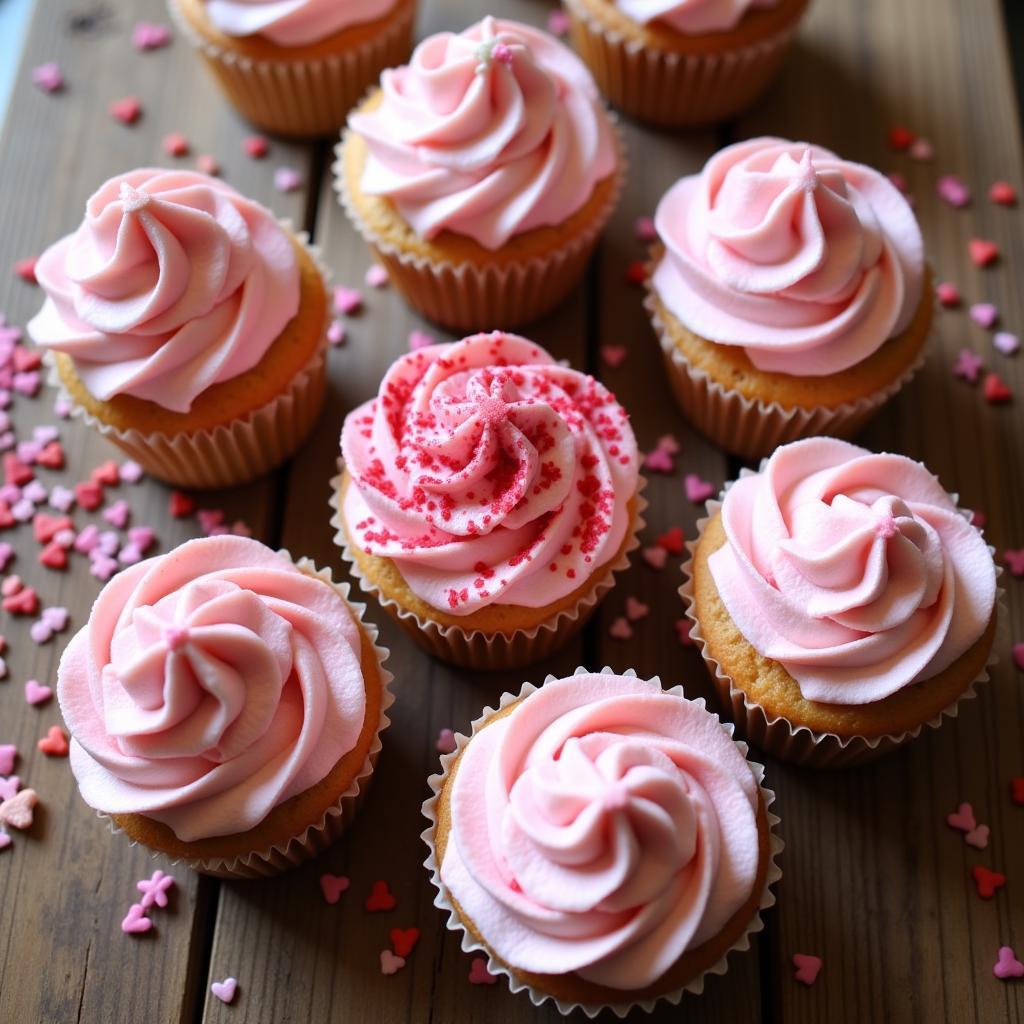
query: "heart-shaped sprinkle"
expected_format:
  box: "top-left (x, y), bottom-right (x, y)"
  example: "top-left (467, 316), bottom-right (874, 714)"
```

top-left (132, 21), bottom-right (172, 50)
top-left (3, 586), bottom-right (38, 615)
top-left (319, 873), bottom-right (351, 905)
top-left (365, 264), bottom-right (388, 289)
top-left (984, 372), bottom-right (1012, 404)
top-left (1005, 549), bottom-right (1024, 576)
top-left (547, 9), bottom-right (569, 35)
top-left (887, 125), bottom-right (914, 151)
top-left (197, 509), bottom-right (225, 534)
top-left (11, 497), bottom-right (34, 522)
top-left (244, 136), bottom-right (269, 159)
top-left (32, 62), bottom-right (64, 93)
top-left (937, 174), bottom-right (970, 207)
top-left (946, 802), bottom-right (976, 832)
top-left (75, 480), bottom-right (103, 510)
top-left (1012, 778), bottom-right (1024, 805)
top-left (90, 553), bottom-right (119, 581)
top-left (1013, 644), bottom-right (1024, 671)
top-left (436, 728), bottom-right (457, 754)
top-left (73, 524), bottom-right (100, 553)
top-left (684, 473), bottom-right (714, 503)
top-left (211, 978), bottom-right (238, 1003)
top-left (641, 545), bottom-right (668, 570)
top-left (969, 238), bottom-right (999, 267)
top-left (163, 132), bottom-right (189, 157)
top-left (994, 946), bottom-right (1024, 979)
top-left (0, 777), bottom-right (18, 801)
top-left (365, 880), bottom-right (396, 912)
top-left (38, 726), bottom-right (68, 757)
top-left (970, 303), bottom-right (999, 329)
top-left (380, 950), bottom-right (405, 975)
top-left (0, 788), bottom-right (37, 830)
top-left (608, 616), bottom-right (633, 640)
top-left (274, 167), bottom-right (302, 193)
top-left (972, 865), bottom-right (1006, 899)
top-left (13, 371), bottom-right (40, 397)
top-left (0, 745), bottom-right (16, 775)
top-left (0, 833), bottom-right (11, 851)
top-left (656, 527), bottom-right (684, 555)
top-left (169, 491), bottom-right (195, 518)
top-left (23, 481), bottom-right (48, 505)
top-left (13, 348), bottom-right (40, 373)
top-left (390, 927), bottom-right (420, 958)
top-left (128, 527), bottom-right (156, 552)
top-left (625, 260), bottom-right (646, 286)
top-left (29, 620), bottom-right (53, 645)
top-left (137, 870), bottom-right (176, 909)
top-left (334, 287), bottom-right (362, 315)
top-left (409, 329), bottom-right (435, 351)
top-left (655, 433), bottom-right (680, 454)
top-left (1, 575), bottom-right (22, 597)
top-left (600, 345), bottom-right (627, 369)
top-left (0, 544), bottom-right (10, 572)
top-left (793, 954), bottom-right (823, 986)
top-left (103, 500), bottom-right (131, 529)
top-left (91, 460), bottom-right (120, 486)
top-left (625, 596), bottom-right (649, 621)
top-left (24, 680), bottom-right (52, 705)
top-left (119, 544), bottom-right (143, 567)
top-left (39, 542), bottom-right (68, 570)
top-left (468, 957), bottom-right (498, 985)
top-left (35, 441), bottom-right (64, 469)
top-left (327, 321), bottom-right (346, 346)
top-left (110, 96), bottom-right (142, 125)
top-left (989, 181), bottom-right (1018, 206)
top-left (908, 138), bottom-right (933, 162)
top-left (119, 460), bottom-right (143, 483)
top-left (4, 454), bottom-right (33, 487)
top-left (995, 332), bottom-right (1020, 356)
top-left (965, 825), bottom-right (990, 849)
top-left (675, 619), bottom-right (693, 646)
top-left (196, 154), bottom-right (220, 176)
top-left (642, 447), bottom-right (673, 473)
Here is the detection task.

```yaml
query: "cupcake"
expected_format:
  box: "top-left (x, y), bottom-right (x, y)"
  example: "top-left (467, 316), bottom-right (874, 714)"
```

top-left (683, 438), bottom-right (999, 767)
top-left (647, 138), bottom-right (931, 459)
top-left (424, 669), bottom-right (782, 1015)
top-left (332, 331), bottom-right (643, 670)
top-left (563, 0), bottom-right (810, 126)
top-left (337, 16), bottom-right (624, 330)
top-left (169, 0), bottom-right (416, 137)
top-left (29, 169), bottom-right (329, 488)
top-left (57, 536), bottom-right (392, 878)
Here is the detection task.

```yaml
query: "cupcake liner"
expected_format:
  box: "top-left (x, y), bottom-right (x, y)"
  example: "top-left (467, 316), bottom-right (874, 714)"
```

top-left (101, 557), bottom-right (394, 879)
top-left (334, 124), bottom-right (627, 331)
top-left (45, 223), bottom-right (330, 490)
top-left (329, 466), bottom-right (647, 670)
top-left (421, 666), bottom-right (784, 1017)
top-left (646, 285), bottom-right (929, 462)
top-left (168, 0), bottom-right (415, 138)
top-left (680, 483), bottom-right (1005, 768)
top-left (563, 0), bottom-right (800, 126)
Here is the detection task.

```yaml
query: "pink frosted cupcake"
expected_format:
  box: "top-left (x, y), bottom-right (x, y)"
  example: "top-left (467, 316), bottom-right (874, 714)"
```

top-left (424, 670), bottom-right (782, 1015)
top-left (647, 138), bottom-right (932, 459)
top-left (337, 16), bottom-right (624, 330)
top-left (58, 536), bottom-right (392, 877)
top-left (331, 331), bottom-right (643, 669)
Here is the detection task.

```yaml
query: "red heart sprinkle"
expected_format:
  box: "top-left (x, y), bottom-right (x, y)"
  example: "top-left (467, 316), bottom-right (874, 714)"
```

top-left (656, 527), bottom-right (685, 555)
top-left (1011, 778), bottom-right (1024, 806)
top-left (0, 500), bottom-right (15, 529)
top-left (14, 258), bottom-right (37, 284)
top-left (2, 587), bottom-right (38, 615)
top-left (37, 726), bottom-right (69, 757)
top-left (390, 927), bottom-right (420, 958)
top-left (983, 372), bottom-right (1012, 404)
top-left (33, 513), bottom-right (72, 544)
top-left (4, 454), bottom-right (34, 487)
top-left (12, 348), bottom-right (40, 373)
top-left (624, 261), bottom-right (647, 286)
top-left (39, 542), bottom-right (68, 570)
top-left (364, 880), bottom-right (396, 913)
top-left (968, 238), bottom-right (999, 267)
top-left (169, 491), bottom-right (196, 518)
top-left (989, 181), bottom-right (1017, 206)
top-left (110, 96), bottom-right (142, 125)
top-left (972, 865), bottom-right (1006, 899)
top-left (34, 441), bottom-right (64, 469)
top-left (91, 460), bottom-right (120, 485)
top-left (75, 480), bottom-right (104, 510)
top-left (887, 126), bottom-right (915, 151)
top-left (244, 136), bottom-right (269, 158)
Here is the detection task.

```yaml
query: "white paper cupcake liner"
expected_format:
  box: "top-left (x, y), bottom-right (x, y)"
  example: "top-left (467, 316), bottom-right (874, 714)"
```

top-left (680, 478), bottom-right (1005, 768)
top-left (421, 666), bottom-right (784, 1017)
top-left (563, 0), bottom-right (802, 126)
top-left (333, 122), bottom-right (627, 331)
top-left (169, 0), bottom-right (416, 137)
top-left (646, 285), bottom-right (929, 462)
top-left (45, 222), bottom-right (330, 490)
top-left (329, 467), bottom-right (646, 670)
top-left (100, 557), bottom-right (394, 879)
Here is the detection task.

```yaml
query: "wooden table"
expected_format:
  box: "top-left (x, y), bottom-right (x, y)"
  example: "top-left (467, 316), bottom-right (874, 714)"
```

top-left (0, 1), bottom-right (1022, 1021)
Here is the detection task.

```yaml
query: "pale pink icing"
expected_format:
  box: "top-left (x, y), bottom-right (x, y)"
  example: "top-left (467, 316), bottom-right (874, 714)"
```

top-left (708, 438), bottom-right (996, 705)
top-left (652, 137), bottom-right (923, 376)
top-left (29, 168), bottom-right (299, 413)
top-left (618, 0), bottom-right (777, 34)
top-left (347, 16), bottom-right (617, 250)
top-left (340, 332), bottom-right (639, 616)
top-left (205, 0), bottom-right (398, 45)
top-left (440, 673), bottom-right (763, 989)
top-left (57, 537), bottom-right (367, 841)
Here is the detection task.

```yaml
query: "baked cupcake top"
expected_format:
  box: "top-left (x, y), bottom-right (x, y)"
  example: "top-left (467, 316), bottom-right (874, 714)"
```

top-left (58, 537), bottom-right (368, 841)
top-left (439, 673), bottom-right (763, 989)
top-left (708, 437), bottom-right (996, 705)
top-left (28, 169), bottom-right (299, 413)
top-left (204, 0), bottom-right (398, 43)
top-left (618, 0), bottom-right (778, 33)
top-left (340, 331), bottom-right (638, 616)
top-left (651, 137), bottom-right (923, 375)
top-left (347, 16), bottom-right (617, 250)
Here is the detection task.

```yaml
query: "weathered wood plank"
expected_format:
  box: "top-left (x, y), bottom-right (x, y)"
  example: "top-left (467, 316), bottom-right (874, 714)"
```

top-left (0, 3), bottom-right (313, 1022)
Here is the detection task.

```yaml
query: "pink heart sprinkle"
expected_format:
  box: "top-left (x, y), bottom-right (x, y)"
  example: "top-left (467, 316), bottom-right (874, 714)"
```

top-left (965, 824), bottom-right (990, 849)
top-left (937, 174), bottom-right (971, 207)
top-left (56, 529), bottom-right (79, 552)
top-left (675, 618), bottom-right (693, 646)
top-left (97, 530), bottom-right (120, 556)
top-left (656, 433), bottom-right (680, 455)
top-left (409, 329), bottom-right (435, 351)
top-left (29, 621), bottom-right (53, 645)
top-left (625, 596), bottom-right (649, 621)
top-left (319, 873), bottom-right (351, 905)
top-left (103, 500), bottom-right (131, 529)
top-left (24, 680), bottom-right (52, 705)
top-left (436, 728), bottom-right (457, 754)
top-left (42, 606), bottom-right (68, 631)
top-left (642, 447), bottom-right (674, 473)
top-left (946, 802), bottom-right (976, 832)
top-left (119, 544), bottom-right (143, 567)
top-left (327, 321), bottom-right (346, 346)
top-left (49, 485), bottom-right (75, 511)
top-left (23, 481), bottom-right (47, 505)
top-left (684, 473), bottom-right (714, 503)
top-left (11, 498), bottom-right (34, 522)
top-left (32, 62), bottom-right (64, 93)
top-left (197, 509), bottom-right (225, 534)
top-left (119, 460), bottom-right (143, 483)
top-left (468, 957), bottom-right (498, 985)
top-left (1004, 549), bottom-right (1024, 576)
top-left (53, 398), bottom-right (72, 418)
top-left (600, 345), bottom-right (627, 369)
top-left (634, 215), bottom-right (657, 242)
top-left (211, 979), bottom-right (237, 1004)
top-left (970, 303), bottom-right (999, 329)
top-left (641, 545), bottom-right (668, 570)
top-left (274, 167), bottom-right (302, 193)
top-left (546, 10), bottom-right (570, 36)
top-left (333, 287), bottom-right (362, 315)
top-left (365, 264), bottom-right (388, 288)
top-left (13, 371), bottom-right (41, 396)
top-left (1012, 643), bottom-right (1024, 671)
top-left (0, 433), bottom-right (14, 452)
top-left (608, 616), bottom-right (633, 640)
top-left (0, 788), bottom-right (37, 830)
top-left (994, 946), bottom-right (1024, 980)
top-left (196, 154), bottom-right (220, 176)
top-left (0, 777), bottom-right (19, 801)
top-left (132, 21), bottom-right (172, 50)
top-left (908, 138), bottom-right (933, 161)
top-left (994, 332), bottom-right (1019, 356)
top-left (0, 746), bottom-right (15, 775)
top-left (90, 553), bottom-right (119, 581)
top-left (793, 954), bottom-right (823, 986)
top-left (73, 524), bottom-right (100, 553)
top-left (128, 527), bottom-right (156, 552)
top-left (380, 950), bottom-right (406, 975)
top-left (0, 833), bottom-right (10, 851)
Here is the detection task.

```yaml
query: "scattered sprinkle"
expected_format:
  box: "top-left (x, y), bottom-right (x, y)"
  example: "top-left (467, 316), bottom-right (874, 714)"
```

top-left (684, 473), bottom-right (714, 504)
top-left (319, 873), bottom-right (350, 905)
top-left (163, 132), bottom-right (189, 157)
top-left (365, 264), bottom-right (388, 289)
top-left (132, 22), bottom-right (172, 50)
top-left (211, 978), bottom-right (238, 1004)
top-left (390, 927), bottom-right (420, 958)
top-left (547, 10), bottom-right (570, 36)
top-left (365, 880), bottom-right (397, 912)
top-left (121, 903), bottom-right (152, 935)
top-left (634, 215), bottom-right (657, 242)
top-left (994, 332), bottom-right (1019, 356)
top-left (908, 138), bottom-right (933, 162)
top-left (994, 947), bottom-right (1024, 980)
top-left (169, 491), bottom-right (196, 518)
top-left (608, 616), bottom-right (633, 640)
top-left (625, 260), bottom-right (646, 286)
top-left (327, 321), bottom-right (346, 346)
top-left (641, 545), bottom-right (668, 570)
top-left (14, 259), bottom-right (37, 284)
top-left (969, 238), bottom-right (1000, 267)
top-left (970, 303), bottom-right (999, 329)
top-left (937, 174), bottom-right (971, 208)
top-left (792, 954), bottom-right (823, 986)
top-left (379, 950), bottom-right (406, 975)
top-left (0, 788), bottom-right (37, 830)
top-left (972, 865), bottom-right (1006, 899)
top-left (119, 460), bottom-right (144, 483)
top-left (600, 345), bottom-right (627, 368)
top-left (196, 154), bottom-right (220, 176)
top-left (656, 527), bottom-right (684, 555)
top-left (24, 680), bottom-right (53, 705)
top-left (137, 870), bottom-right (175, 909)
top-left (274, 167), bottom-right (303, 193)
top-left (1011, 778), bottom-right (1024, 805)
top-left (244, 136), bottom-right (269, 159)
top-left (409, 329), bottom-right (434, 351)
top-left (989, 181), bottom-right (1017, 207)
top-left (333, 287), bottom-right (362, 315)
top-left (31, 62), bottom-right (64, 93)
top-left (110, 96), bottom-right (142, 126)
top-left (642, 447), bottom-right (674, 473)
top-left (675, 618), bottom-right (693, 646)
top-left (1012, 643), bottom-right (1024, 671)
top-left (953, 349), bottom-right (983, 383)
top-left (1003, 549), bottom-right (1024, 576)
top-left (983, 372), bottom-right (1012, 404)
top-left (468, 957), bottom-right (498, 985)
top-left (37, 726), bottom-right (68, 756)
top-left (624, 596), bottom-right (649, 621)
top-left (436, 728), bottom-right (457, 754)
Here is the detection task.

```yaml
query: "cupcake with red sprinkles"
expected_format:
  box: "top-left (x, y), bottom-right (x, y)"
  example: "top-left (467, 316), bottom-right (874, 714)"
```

top-left (331, 331), bottom-right (643, 669)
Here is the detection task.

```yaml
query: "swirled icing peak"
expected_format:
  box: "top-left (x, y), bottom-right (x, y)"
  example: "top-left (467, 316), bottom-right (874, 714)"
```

top-left (205, 0), bottom-right (399, 45)
top-left (652, 137), bottom-right (923, 376)
top-left (29, 168), bottom-right (299, 413)
top-left (58, 537), bottom-right (368, 841)
top-left (340, 332), bottom-right (639, 616)
top-left (617, 0), bottom-right (778, 34)
top-left (348, 16), bottom-right (618, 250)
top-left (440, 673), bottom-right (763, 989)
top-left (708, 438), bottom-right (996, 704)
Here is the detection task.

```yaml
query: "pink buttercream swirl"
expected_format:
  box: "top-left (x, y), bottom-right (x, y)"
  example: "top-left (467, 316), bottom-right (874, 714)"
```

top-left (205, 0), bottom-right (398, 45)
top-left (440, 673), bottom-right (763, 989)
top-left (708, 438), bottom-right (996, 705)
top-left (348, 16), bottom-right (618, 250)
top-left (29, 168), bottom-right (299, 413)
top-left (652, 137), bottom-right (923, 376)
top-left (618, 0), bottom-right (777, 34)
top-left (340, 332), bottom-right (639, 616)
top-left (58, 537), bottom-right (368, 841)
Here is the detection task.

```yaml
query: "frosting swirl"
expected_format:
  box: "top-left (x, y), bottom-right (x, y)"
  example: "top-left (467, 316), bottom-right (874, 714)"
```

top-left (29, 168), bottom-right (299, 413)
top-left (348, 16), bottom-right (617, 250)
top-left (440, 673), bottom-right (763, 989)
top-left (204, 0), bottom-right (399, 45)
top-left (340, 332), bottom-right (639, 616)
top-left (618, 0), bottom-right (778, 34)
top-left (708, 438), bottom-right (996, 705)
top-left (58, 537), bottom-right (368, 841)
top-left (652, 137), bottom-right (923, 376)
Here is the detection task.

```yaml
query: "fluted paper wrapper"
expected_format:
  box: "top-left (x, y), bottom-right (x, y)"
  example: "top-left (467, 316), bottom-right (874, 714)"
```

top-left (564, 0), bottom-right (799, 126)
top-left (46, 224), bottom-right (330, 489)
top-left (647, 287), bottom-right (927, 462)
top-left (169, 0), bottom-right (415, 137)
top-left (421, 668), bottom-right (783, 1017)
top-left (330, 468), bottom-right (646, 671)
top-left (334, 127), bottom-right (626, 331)
top-left (681, 482), bottom-right (1004, 768)
top-left (101, 557), bottom-right (393, 879)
